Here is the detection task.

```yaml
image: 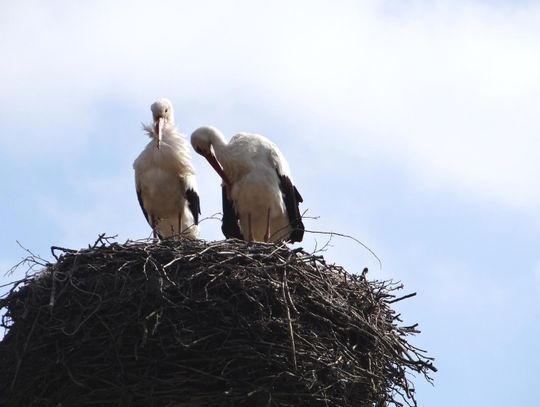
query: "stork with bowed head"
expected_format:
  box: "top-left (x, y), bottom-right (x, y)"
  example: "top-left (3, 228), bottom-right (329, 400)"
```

top-left (133, 99), bottom-right (200, 239)
top-left (190, 126), bottom-right (304, 243)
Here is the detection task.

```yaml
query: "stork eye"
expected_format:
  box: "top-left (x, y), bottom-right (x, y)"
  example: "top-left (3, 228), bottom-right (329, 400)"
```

top-left (165, 108), bottom-right (169, 113)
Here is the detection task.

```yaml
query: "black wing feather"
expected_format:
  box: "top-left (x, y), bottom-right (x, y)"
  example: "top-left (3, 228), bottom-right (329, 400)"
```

top-left (277, 171), bottom-right (305, 243)
top-left (221, 184), bottom-right (243, 239)
top-left (185, 188), bottom-right (201, 225)
top-left (136, 188), bottom-right (150, 223)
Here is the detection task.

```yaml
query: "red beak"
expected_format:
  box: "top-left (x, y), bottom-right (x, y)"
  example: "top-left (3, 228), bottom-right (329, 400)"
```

top-left (205, 151), bottom-right (231, 186)
top-left (154, 117), bottom-right (164, 149)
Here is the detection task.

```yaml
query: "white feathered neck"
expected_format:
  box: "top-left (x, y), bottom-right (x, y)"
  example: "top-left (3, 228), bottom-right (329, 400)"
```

top-left (137, 122), bottom-right (196, 176)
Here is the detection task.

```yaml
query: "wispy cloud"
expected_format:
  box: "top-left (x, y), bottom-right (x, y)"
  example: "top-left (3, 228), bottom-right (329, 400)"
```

top-left (1, 0), bottom-right (539, 214)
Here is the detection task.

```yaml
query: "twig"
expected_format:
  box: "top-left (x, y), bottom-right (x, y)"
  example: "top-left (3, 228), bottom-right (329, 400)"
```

top-left (282, 267), bottom-right (297, 371)
top-left (305, 229), bottom-right (382, 270)
top-left (388, 292), bottom-right (417, 304)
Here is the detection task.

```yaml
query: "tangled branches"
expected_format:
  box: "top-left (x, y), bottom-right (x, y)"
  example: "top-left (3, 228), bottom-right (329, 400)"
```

top-left (0, 238), bottom-right (435, 406)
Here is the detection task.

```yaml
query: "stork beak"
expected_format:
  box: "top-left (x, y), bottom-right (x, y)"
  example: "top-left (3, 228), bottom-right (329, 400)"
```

top-left (154, 117), bottom-right (165, 149)
top-left (205, 151), bottom-right (231, 186)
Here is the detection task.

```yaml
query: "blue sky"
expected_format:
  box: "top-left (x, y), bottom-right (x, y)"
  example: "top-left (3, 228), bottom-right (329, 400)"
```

top-left (1, 1), bottom-right (539, 405)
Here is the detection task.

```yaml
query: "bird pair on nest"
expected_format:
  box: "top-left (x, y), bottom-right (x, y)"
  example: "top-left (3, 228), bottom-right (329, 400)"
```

top-left (133, 99), bottom-right (304, 243)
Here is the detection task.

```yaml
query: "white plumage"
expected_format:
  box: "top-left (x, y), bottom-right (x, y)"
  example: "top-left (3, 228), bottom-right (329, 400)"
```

top-left (133, 99), bottom-right (200, 239)
top-left (191, 126), bottom-right (303, 242)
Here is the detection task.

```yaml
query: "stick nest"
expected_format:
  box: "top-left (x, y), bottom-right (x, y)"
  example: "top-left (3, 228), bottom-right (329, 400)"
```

top-left (0, 237), bottom-right (435, 406)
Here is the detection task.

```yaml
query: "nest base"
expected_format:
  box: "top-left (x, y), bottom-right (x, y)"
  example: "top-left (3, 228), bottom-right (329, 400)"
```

top-left (0, 238), bottom-right (435, 406)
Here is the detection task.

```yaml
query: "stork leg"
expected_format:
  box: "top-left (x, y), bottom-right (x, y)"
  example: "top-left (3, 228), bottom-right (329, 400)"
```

top-left (150, 215), bottom-right (158, 239)
top-left (264, 207), bottom-right (271, 242)
top-left (248, 213), bottom-right (254, 242)
top-left (177, 211), bottom-right (183, 239)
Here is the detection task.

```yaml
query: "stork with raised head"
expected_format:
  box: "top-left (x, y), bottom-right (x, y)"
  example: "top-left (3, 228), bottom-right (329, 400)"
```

top-left (133, 99), bottom-right (200, 239)
top-left (190, 126), bottom-right (304, 243)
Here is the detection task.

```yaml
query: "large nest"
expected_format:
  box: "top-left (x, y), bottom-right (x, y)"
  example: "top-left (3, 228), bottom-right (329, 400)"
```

top-left (0, 237), bottom-right (435, 406)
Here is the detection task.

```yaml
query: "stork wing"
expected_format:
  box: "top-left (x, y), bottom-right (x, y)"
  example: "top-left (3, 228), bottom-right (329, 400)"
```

top-left (136, 187), bottom-right (150, 224)
top-left (136, 186), bottom-right (163, 239)
top-left (277, 171), bottom-right (305, 243)
top-left (221, 184), bottom-right (243, 239)
top-left (185, 188), bottom-right (201, 225)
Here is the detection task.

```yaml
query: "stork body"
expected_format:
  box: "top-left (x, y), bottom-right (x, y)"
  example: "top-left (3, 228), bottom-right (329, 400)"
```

top-left (134, 99), bottom-right (200, 239)
top-left (191, 126), bottom-right (303, 242)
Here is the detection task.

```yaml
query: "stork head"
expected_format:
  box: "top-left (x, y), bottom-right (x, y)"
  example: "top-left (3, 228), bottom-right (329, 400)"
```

top-left (150, 99), bottom-right (174, 149)
top-left (190, 126), bottom-right (231, 185)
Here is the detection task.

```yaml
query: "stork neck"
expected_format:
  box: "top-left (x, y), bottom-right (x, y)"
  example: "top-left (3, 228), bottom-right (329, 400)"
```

top-left (210, 132), bottom-right (229, 161)
top-left (164, 119), bottom-right (176, 130)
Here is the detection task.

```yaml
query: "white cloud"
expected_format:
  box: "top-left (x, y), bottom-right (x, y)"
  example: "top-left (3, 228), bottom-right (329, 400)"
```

top-left (1, 0), bottom-right (539, 215)
top-left (260, 2), bottom-right (540, 211)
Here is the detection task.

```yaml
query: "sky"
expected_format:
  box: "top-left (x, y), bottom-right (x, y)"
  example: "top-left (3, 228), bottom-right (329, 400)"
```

top-left (1, 0), bottom-right (539, 405)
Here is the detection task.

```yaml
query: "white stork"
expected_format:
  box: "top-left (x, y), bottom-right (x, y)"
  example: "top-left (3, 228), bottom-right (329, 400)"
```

top-left (133, 99), bottom-right (200, 239)
top-left (190, 126), bottom-right (304, 243)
